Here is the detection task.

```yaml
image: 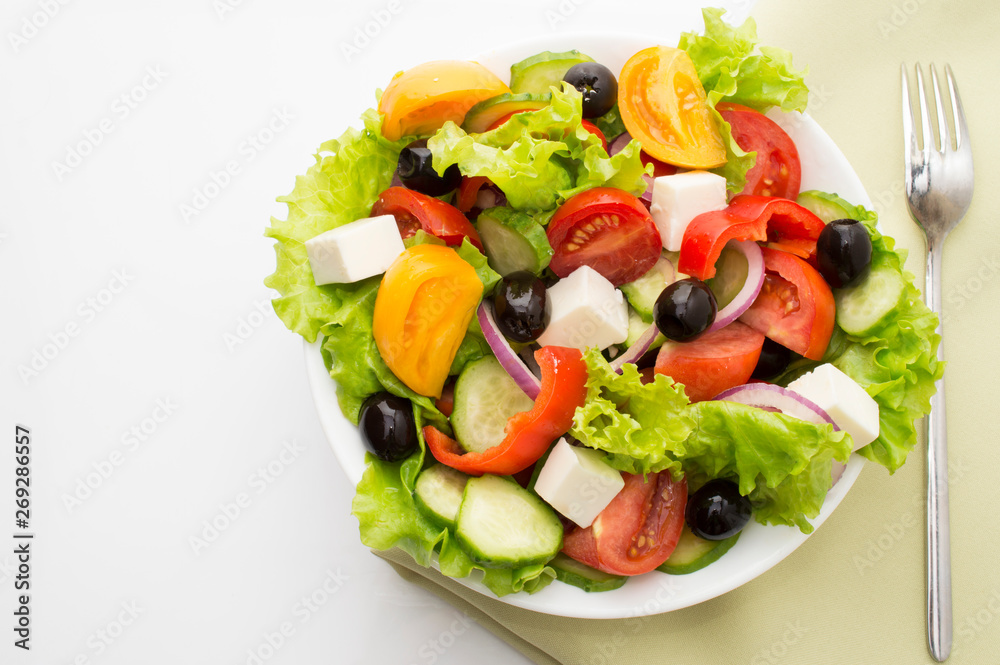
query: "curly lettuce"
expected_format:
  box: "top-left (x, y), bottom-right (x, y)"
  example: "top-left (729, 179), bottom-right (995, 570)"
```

top-left (428, 83), bottom-right (648, 212)
top-left (352, 411), bottom-right (555, 597)
top-left (680, 7), bottom-right (810, 194)
top-left (570, 350), bottom-right (851, 532)
top-left (776, 192), bottom-right (944, 473)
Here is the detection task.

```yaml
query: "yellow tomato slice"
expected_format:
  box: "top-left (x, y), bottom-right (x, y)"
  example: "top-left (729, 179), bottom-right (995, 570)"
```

top-left (373, 245), bottom-right (483, 397)
top-left (378, 61), bottom-right (511, 141)
top-left (618, 46), bottom-right (726, 169)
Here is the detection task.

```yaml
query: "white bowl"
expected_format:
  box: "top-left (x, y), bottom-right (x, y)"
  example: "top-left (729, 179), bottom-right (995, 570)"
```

top-left (306, 33), bottom-right (872, 619)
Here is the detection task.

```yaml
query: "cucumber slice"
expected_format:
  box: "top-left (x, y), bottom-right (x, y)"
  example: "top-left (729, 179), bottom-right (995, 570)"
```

top-left (657, 526), bottom-right (740, 575)
top-left (455, 475), bottom-right (563, 568)
top-left (834, 259), bottom-right (905, 335)
top-left (462, 92), bottom-right (551, 134)
top-left (451, 355), bottom-right (535, 454)
top-left (476, 207), bottom-right (553, 276)
top-left (509, 50), bottom-right (594, 95)
top-left (796, 190), bottom-right (858, 223)
top-left (706, 243), bottom-right (749, 309)
top-left (414, 464), bottom-right (469, 528)
top-left (625, 307), bottom-right (665, 351)
top-left (549, 553), bottom-right (626, 592)
top-left (620, 256), bottom-right (675, 320)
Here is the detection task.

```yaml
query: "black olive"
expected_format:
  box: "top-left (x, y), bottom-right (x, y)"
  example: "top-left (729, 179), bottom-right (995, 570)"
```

top-left (685, 479), bottom-right (752, 541)
top-left (358, 392), bottom-right (418, 462)
top-left (493, 271), bottom-right (547, 343)
top-left (816, 219), bottom-right (873, 288)
top-left (562, 62), bottom-right (618, 119)
top-left (396, 139), bottom-right (461, 196)
top-left (653, 279), bottom-right (717, 342)
top-left (751, 338), bottom-right (794, 380)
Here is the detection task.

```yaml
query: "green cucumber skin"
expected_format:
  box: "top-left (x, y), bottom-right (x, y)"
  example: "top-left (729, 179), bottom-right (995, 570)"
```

top-left (834, 261), bottom-right (905, 336)
top-left (620, 256), bottom-right (675, 319)
top-left (462, 92), bottom-right (551, 133)
top-left (455, 475), bottom-right (563, 569)
top-left (451, 356), bottom-right (535, 454)
top-left (657, 528), bottom-right (741, 575)
top-left (476, 207), bottom-right (553, 276)
top-left (796, 191), bottom-right (855, 223)
top-left (509, 50), bottom-right (594, 95)
top-left (549, 553), bottom-right (627, 592)
top-left (413, 464), bottom-right (469, 528)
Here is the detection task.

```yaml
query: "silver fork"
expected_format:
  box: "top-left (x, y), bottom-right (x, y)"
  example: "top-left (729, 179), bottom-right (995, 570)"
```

top-left (902, 63), bottom-right (974, 663)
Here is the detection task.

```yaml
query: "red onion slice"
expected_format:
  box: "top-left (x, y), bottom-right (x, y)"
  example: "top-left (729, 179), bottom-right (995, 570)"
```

top-left (609, 323), bottom-right (659, 374)
top-left (608, 131), bottom-right (632, 156)
top-left (707, 240), bottom-right (765, 333)
top-left (713, 382), bottom-right (846, 485)
top-left (477, 301), bottom-right (541, 400)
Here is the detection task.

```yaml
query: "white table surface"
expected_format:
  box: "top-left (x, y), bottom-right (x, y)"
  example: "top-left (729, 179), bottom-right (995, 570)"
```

top-left (2, 1), bottom-right (753, 662)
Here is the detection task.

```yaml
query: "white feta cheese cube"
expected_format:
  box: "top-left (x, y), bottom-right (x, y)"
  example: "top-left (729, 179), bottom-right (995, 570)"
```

top-left (534, 438), bottom-right (625, 528)
top-left (536, 265), bottom-right (628, 351)
top-left (649, 171), bottom-right (728, 251)
top-left (787, 363), bottom-right (880, 450)
top-left (305, 215), bottom-right (405, 285)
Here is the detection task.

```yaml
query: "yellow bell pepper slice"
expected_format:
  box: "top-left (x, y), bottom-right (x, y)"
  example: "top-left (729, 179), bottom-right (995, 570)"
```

top-left (373, 245), bottom-right (483, 398)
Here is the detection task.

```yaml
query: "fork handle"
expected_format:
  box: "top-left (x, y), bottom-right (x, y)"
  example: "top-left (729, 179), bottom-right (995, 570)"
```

top-left (925, 242), bottom-right (952, 662)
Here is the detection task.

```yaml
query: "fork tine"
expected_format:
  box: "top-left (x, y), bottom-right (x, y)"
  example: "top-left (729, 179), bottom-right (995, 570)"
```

top-left (901, 65), bottom-right (916, 165)
top-left (929, 65), bottom-right (948, 152)
top-left (945, 65), bottom-right (969, 152)
top-left (915, 64), bottom-right (933, 153)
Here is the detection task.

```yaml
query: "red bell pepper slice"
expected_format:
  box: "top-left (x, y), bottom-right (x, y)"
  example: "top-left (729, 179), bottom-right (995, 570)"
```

top-left (678, 195), bottom-right (826, 280)
top-left (423, 346), bottom-right (588, 476)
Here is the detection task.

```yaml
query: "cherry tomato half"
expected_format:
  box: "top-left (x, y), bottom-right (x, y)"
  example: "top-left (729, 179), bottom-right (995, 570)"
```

top-left (371, 187), bottom-right (483, 251)
top-left (618, 46), bottom-right (726, 168)
top-left (561, 470), bottom-right (687, 576)
top-left (547, 187), bottom-right (661, 287)
top-left (738, 247), bottom-right (835, 361)
top-left (378, 61), bottom-right (510, 141)
top-left (717, 102), bottom-right (801, 199)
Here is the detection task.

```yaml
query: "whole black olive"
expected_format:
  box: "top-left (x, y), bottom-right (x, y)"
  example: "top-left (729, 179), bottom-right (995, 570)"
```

top-left (396, 139), bottom-right (461, 196)
top-left (653, 279), bottom-right (717, 342)
top-left (685, 478), bottom-right (753, 541)
top-left (358, 392), bottom-right (418, 462)
top-left (816, 219), bottom-right (873, 288)
top-left (562, 62), bottom-right (618, 119)
top-left (493, 271), bottom-right (547, 343)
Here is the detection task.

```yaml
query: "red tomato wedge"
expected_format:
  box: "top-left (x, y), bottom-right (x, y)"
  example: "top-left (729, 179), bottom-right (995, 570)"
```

top-left (547, 187), bottom-right (661, 286)
top-left (423, 346), bottom-right (587, 476)
top-left (562, 471), bottom-right (687, 576)
top-left (371, 187), bottom-right (483, 251)
top-left (679, 195), bottom-right (826, 280)
top-left (717, 102), bottom-right (801, 199)
top-left (654, 321), bottom-right (765, 402)
top-left (739, 247), bottom-right (835, 361)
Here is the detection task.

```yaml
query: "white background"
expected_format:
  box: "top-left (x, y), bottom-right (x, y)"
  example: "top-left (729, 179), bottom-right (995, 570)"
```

top-left (2, 1), bottom-right (753, 663)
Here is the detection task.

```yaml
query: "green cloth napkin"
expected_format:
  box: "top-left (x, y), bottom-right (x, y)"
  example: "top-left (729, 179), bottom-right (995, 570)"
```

top-left (378, 1), bottom-right (1000, 662)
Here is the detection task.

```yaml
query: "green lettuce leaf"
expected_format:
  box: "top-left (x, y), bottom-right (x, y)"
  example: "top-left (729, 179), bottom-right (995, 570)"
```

top-left (265, 108), bottom-right (405, 342)
top-left (570, 349), bottom-right (691, 476)
top-left (680, 8), bottom-right (810, 113)
top-left (352, 411), bottom-right (555, 596)
top-left (427, 83), bottom-right (648, 212)
top-left (679, 7), bottom-right (809, 195)
top-left (570, 350), bottom-right (851, 532)
top-left (680, 401), bottom-right (851, 532)
top-left (776, 192), bottom-right (944, 473)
